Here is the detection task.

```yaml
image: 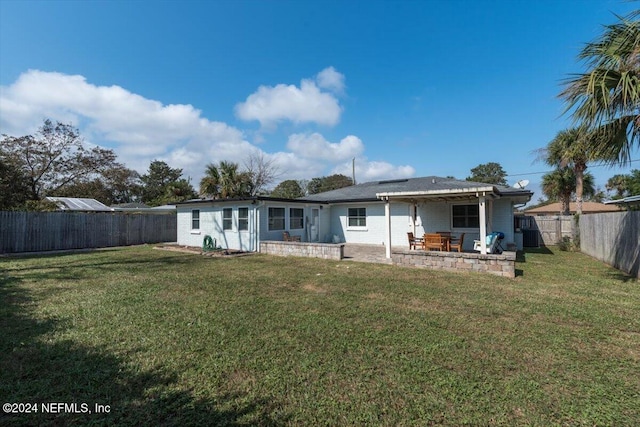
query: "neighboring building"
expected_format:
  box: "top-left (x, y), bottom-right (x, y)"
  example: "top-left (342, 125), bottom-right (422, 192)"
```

top-left (111, 202), bottom-right (151, 209)
top-left (524, 202), bottom-right (622, 216)
top-left (46, 197), bottom-right (113, 212)
top-left (111, 202), bottom-right (176, 214)
top-left (604, 195), bottom-right (640, 209)
top-left (175, 176), bottom-right (532, 257)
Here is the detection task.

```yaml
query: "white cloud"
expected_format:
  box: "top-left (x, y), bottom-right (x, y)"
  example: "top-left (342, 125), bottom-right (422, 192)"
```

top-left (0, 70), bottom-right (249, 182)
top-left (286, 133), bottom-right (364, 162)
top-left (0, 70), bottom-right (415, 190)
top-left (316, 66), bottom-right (345, 94)
top-left (234, 69), bottom-right (343, 128)
top-left (332, 158), bottom-right (415, 182)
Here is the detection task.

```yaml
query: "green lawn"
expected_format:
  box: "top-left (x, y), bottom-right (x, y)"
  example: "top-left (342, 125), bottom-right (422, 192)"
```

top-left (1, 246), bottom-right (638, 426)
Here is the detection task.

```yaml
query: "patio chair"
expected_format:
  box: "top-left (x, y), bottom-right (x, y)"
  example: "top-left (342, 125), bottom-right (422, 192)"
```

top-left (423, 233), bottom-right (447, 251)
top-left (407, 232), bottom-right (423, 250)
top-left (449, 233), bottom-right (465, 252)
top-left (473, 232), bottom-right (502, 254)
top-left (283, 231), bottom-right (301, 242)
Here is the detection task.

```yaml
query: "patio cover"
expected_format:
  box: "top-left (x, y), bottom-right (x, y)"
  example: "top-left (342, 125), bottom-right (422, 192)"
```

top-left (376, 185), bottom-right (518, 257)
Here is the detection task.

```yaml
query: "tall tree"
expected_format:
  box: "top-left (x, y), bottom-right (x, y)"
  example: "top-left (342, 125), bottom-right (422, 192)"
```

top-left (560, 10), bottom-right (640, 164)
top-left (270, 180), bottom-right (305, 199)
top-left (140, 160), bottom-right (187, 205)
top-left (199, 161), bottom-right (252, 199)
top-left (541, 167), bottom-right (595, 215)
top-left (0, 119), bottom-right (118, 200)
top-left (243, 152), bottom-right (280, 196)
top-left (162, 178), bottom-right (198, 204)
top-left (466, 162), bottom-right (508, 186)
top-left (0, 157), bottom-right (30, 210)
top-left (52, 166), bottom-right (142, 205)
top-left (538, 128), bottom-right (609, 215)
top-left (606, 174), bottom-right (630, 199)
top-left (307, 174), bottom-right (353, 194)
top-left (606, 169), bottom-right (640, 198)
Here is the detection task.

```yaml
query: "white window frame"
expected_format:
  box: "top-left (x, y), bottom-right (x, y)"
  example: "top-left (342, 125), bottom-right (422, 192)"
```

top-left (268, 207), bottom-right (285, 231)
top-left (191, 209), bottom-right (200, 230)
top-left (289, 208), bottom-right (304, 230)
top-left (347, 207), bottom-right (367, 230)
top-left (238, 207), bottom-right (249, 231)
top-left (222, 207), bottom-right (233, 231)
top-left (452, 204), bottom-right (480, 229)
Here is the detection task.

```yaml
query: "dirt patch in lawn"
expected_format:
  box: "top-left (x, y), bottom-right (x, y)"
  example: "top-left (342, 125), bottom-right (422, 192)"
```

top-left (154, 244), bottom-right (253, 258)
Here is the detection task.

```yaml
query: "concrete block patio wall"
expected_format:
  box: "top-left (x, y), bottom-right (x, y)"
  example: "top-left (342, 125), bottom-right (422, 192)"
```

top-left (260, 241), bottom-right (345, 260)
top-left (392, 250), bottom-right (516, 278)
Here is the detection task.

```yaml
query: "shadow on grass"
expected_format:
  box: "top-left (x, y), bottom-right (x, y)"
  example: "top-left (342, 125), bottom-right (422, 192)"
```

top-left (3, 252), bottom-right (200, 283)
top-left (523, 246), bottom-right (554, 255)
top-left (0, 273), bottom-right (287, 426)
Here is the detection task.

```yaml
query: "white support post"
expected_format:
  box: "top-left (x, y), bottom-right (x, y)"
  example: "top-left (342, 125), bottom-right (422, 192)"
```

top-left (479, 194), bottom-right (487, 255)
top-left (410, 203), bottom-right (416, 236)
top-left (385, 198), bottom-right (392, 259)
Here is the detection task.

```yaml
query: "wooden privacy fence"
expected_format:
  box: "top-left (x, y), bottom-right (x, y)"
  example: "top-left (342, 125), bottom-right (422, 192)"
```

top-left (515, 215), bottom-right (575, 247)
top-left (580, 211), bottom-right (640, 278)
top-left (534, 215), bottom-right (575, 245)
top-left (0, 211), bottom-right (177, 254)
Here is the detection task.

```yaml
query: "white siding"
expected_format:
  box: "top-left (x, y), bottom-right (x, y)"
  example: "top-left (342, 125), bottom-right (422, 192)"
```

top-left (257, 202), bottom-right (324, 243)
top-left (328, 202), bottom-right (413, 247)
top-left (177, 204), bottom-right (258, 251)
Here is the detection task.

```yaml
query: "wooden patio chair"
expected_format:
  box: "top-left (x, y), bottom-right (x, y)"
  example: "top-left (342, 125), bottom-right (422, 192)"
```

top-left (283, 231), bottom-right (301, 242)
top-left (423, 233), bottom-right (447, 251)
top-left (449, 233), bottom-right (465, 252)
top-left (407, 232), bottom-right (423, 250)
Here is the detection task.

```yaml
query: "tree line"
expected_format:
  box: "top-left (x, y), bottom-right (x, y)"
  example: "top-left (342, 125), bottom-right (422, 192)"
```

top-left (0, 119), bottom-right (355, 211)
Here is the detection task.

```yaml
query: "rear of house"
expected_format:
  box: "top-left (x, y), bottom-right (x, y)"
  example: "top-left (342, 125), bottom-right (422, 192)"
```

top-left (176, 197), bottom-right (327, 251)
top-left (175, 176), bottom-right (532, 254)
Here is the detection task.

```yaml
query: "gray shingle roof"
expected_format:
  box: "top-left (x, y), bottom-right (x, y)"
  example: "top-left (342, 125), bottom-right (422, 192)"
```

top-left (301, 176), bottom-right (532, 202)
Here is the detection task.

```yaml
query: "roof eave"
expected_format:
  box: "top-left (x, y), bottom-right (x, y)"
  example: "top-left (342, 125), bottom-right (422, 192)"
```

top-left (376, 186), bottom-right (498, 200)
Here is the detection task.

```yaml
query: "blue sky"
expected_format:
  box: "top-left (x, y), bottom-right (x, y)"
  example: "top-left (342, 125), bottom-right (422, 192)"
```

top-left (1, 0), bottom-right (638, 204)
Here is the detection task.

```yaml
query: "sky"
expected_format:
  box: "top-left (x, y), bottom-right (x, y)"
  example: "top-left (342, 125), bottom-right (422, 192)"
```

top-left (1, 0), bottom-right (638, 205)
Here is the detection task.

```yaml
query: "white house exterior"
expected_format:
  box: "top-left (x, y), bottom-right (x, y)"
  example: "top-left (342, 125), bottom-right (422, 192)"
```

top-left (176, 176), bottom-right (532, 256)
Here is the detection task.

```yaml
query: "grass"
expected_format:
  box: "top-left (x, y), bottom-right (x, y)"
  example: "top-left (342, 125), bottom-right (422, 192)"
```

top-left (1, 246), bottom-right (638, 426)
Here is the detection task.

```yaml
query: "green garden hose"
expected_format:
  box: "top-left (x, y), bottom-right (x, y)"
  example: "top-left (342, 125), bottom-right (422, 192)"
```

top-left (202, 235), bottom-right (216, 252)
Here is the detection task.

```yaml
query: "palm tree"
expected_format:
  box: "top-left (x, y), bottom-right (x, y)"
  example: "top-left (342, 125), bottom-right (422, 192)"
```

top-left (606, 174), bottom-right (630, 198)
top-left (560, 10), bottom-right (640, 164)
top-left (199, 163), bottom-right (221, 198)
top-left (199, 161), bottom-right (252, 199)
top-left (541, 128), bottom-right (606, 215)
top-left (541, 168), bottom-right (595, 215)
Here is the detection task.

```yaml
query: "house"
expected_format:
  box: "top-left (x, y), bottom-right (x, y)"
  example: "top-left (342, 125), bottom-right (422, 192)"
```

top-left (604, 195), bottom-right (640, 209)
top-left (524, 201), bottom-right (622, 216)
top-left (175, 176), bottom-right (532, 257)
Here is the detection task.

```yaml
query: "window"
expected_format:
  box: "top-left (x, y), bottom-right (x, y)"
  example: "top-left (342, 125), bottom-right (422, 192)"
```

top-left (238, 207), bottom-right (249, 231)
top-left (348, 207), bottom-right (366, 227)
top-left (222, 208), bottom-right (233, 231)
top-left (290, 208), bottom-right (304, 229)
top-left (191, 209), bottom-right (200, 230)
top-left (452, 204), bottom-right (480, 228)
top-left (268, 207), bottom-right (285, 230)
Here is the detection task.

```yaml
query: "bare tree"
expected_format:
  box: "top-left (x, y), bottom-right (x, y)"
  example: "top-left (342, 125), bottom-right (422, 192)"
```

top-left (243, 152), bottom-right (280, 196)
top-left (1, 119), bottom-right (119, 200)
